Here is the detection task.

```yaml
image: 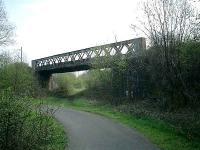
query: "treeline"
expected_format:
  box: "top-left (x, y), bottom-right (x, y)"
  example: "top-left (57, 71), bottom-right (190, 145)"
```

top-left (76, 41), bottom-right (200, 108)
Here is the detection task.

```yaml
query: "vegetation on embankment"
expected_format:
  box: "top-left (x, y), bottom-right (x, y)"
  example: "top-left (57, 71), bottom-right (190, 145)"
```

top-left (33, 96), bottom-right (200, 150)
top-left (0, 62), bottom-right (67, 149)
top-left (0, 90), bottom-right (67, 150)
top-left (52, 63), bottom-right (200, 141)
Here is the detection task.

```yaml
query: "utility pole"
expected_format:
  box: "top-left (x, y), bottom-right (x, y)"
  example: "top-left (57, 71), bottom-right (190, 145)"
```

top-left (20, 46), bottom-right (22, 62)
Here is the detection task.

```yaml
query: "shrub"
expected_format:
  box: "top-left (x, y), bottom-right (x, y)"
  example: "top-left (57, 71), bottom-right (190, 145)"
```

top-left (0, 63), bottom-right (40, 97)
top-left (0, 89), bottom-right (65, 150)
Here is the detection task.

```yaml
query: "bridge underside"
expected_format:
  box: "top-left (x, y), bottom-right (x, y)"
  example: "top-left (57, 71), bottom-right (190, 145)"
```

top-left (38, 61), bottom-right (91, 74)
top-left (36, 59), bottom-right (111, 88)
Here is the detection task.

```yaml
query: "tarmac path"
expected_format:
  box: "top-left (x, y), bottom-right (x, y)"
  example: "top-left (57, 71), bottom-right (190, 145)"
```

top-left (54, 108), bottom-right (159, 150)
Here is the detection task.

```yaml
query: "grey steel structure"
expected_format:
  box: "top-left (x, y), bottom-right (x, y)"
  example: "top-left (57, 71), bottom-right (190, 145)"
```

top-left (32, 37), bottom-right (146, 88)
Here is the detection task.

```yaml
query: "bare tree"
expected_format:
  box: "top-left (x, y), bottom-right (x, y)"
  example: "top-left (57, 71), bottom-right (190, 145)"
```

top-left (132, 0), bottom-right (200, 106)
top-left (0, 0), bottom-right (15, 67)
top-left (132, 0), bottom-right (200, 45)
top-left (0, 0), bottom-right (14, 46)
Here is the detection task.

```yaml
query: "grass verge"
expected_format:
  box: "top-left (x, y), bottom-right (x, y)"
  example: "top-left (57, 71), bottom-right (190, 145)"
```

top-left (32, 100), bottom-right (67, 150)
top-left (33, 97), bottom-right (200, 150)
top-left (47, 116), bottom-right (67, 150)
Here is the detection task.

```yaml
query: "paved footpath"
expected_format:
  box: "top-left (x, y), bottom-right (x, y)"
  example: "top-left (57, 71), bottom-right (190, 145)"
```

top-left (54, 108), bottom-right (160, 150)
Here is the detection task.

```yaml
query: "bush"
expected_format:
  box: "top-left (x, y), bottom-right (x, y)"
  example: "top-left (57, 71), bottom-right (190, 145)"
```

top-left (0, 89), bottom-right (65, 150)
top-left (0, 62), bottom-right (40, 97)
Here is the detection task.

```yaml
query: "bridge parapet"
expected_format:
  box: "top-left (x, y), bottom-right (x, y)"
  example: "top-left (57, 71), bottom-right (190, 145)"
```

top-left (32, 37), bottom-right (146, 73)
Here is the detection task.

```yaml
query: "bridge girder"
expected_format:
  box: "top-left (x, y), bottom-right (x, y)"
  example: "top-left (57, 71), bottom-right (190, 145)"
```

top-left (32, 37), bottom-right (146, 73)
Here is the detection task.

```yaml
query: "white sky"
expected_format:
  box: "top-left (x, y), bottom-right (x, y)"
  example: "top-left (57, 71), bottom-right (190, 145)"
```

top-left (5, 0), bottom-right (144, 63)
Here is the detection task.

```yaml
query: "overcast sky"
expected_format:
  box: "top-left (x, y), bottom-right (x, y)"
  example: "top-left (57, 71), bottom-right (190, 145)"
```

top-left (4, 0), bottom-right (144, 63)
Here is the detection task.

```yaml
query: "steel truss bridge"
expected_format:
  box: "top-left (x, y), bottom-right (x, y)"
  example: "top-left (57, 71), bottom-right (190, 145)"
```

top-left (32, 37), bottom-right (146, 88)
top-left (32, 38), bottom-right (146, 74)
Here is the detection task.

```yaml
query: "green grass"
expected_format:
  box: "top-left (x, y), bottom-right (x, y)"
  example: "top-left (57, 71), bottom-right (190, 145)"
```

top-left (33, 97), bottom-right (200, 150)
top-left (32, 100), bottom-right (67, 150)
top-left (47, 117), bottom-right (67, 150)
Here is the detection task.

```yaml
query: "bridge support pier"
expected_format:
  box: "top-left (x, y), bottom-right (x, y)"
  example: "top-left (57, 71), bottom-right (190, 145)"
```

top-left (36, 72), bottom-right (52, 89)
